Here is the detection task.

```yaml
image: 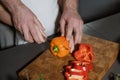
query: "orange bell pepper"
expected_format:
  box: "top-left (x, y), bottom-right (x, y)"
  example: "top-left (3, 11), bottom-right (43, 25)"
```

top-left (50, 36), bottom-right (70, 57)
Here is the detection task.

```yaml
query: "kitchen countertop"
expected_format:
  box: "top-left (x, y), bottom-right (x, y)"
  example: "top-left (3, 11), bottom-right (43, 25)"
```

top-left (0, 13), bottom-right (120, 80)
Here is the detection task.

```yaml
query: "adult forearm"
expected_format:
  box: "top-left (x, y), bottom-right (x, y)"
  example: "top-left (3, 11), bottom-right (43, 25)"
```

top-left (1, 0), bottom-right (22, 14)
top-left (0, 3), bottom-right (12, 26)
top-left (0, 0), bottom-right (22, 26)
top-left (0, 0), bottom-right (25, 26)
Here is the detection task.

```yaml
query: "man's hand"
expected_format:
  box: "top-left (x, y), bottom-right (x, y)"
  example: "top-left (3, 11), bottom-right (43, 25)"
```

top-left (60, 9), bottom-right (83, 52)
top-left (12, 3), bottom-right (47, 44)
top-left (59, 0), bottom-right (83, 52)
top-left (1, 0), bottom-right (47, 44)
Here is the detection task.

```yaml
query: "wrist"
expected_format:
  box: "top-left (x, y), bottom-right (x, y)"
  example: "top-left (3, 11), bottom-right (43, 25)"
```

top-left (1, 0), bottom-right (23, 14)
top-left (63, 0), bottom-right (78, 12)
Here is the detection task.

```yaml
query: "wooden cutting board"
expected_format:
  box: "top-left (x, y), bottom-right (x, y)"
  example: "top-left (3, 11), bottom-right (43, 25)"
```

top-left (18, 34), bottom-right (119, 80)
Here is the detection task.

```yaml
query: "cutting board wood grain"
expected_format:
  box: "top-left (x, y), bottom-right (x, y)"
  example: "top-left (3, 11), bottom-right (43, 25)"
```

top-left (18, 34), bottom-right (119, 80)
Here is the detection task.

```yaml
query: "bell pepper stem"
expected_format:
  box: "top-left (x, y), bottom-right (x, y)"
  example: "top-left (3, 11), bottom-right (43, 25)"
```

top-left (53, 46), bottom-right (59, 53)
